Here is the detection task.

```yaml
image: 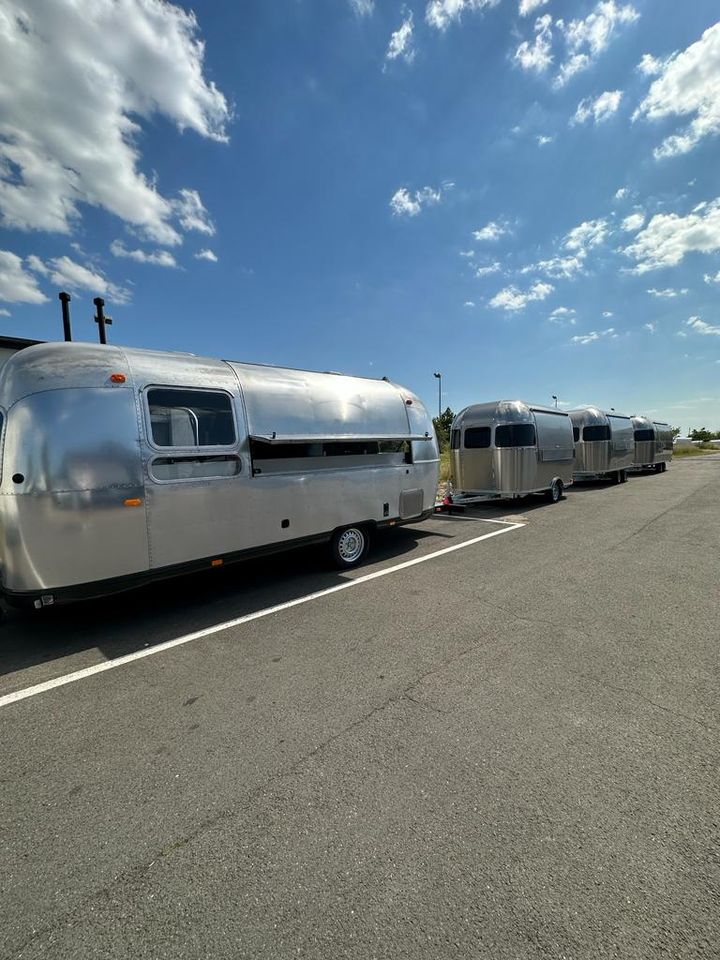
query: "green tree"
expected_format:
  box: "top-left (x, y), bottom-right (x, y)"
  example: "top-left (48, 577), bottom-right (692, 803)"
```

top-left (671, 426), bottom-right (681, 439)
top-left (432, 406), bottom-right (455, 451)
top-left (689, 427), bottom-right (714, 442)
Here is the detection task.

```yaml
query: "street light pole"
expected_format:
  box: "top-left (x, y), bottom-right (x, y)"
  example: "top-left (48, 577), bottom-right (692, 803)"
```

top-left (433, 372), bottom-right (442, 418)
top-left (552, 395), bottom-right (558, 409)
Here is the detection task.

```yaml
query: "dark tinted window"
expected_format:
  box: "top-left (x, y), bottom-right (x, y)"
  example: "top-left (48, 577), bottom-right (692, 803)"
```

top-left (148, 389), bottom-right (235, 447)
top-left (573, 426), bottom-right (580, 442)
top-left (583, 424), bottom-right (610, 442)
top-left (634, 429), bottom-right (654, 441)
top-left (450, 429), bottom-right (461, 450)
top-left (495, 423), bottom-right (536, 447)
top-left (464, 426), bottom-right (491, 449)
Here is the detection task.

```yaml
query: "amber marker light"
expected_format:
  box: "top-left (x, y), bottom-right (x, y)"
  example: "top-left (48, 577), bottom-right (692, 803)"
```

top-left (110, 373), bottom-right (126, 383)
top-left (211, 558), bottom-right (224, 567)
top-left (124, 498), bottom-right (143, 507)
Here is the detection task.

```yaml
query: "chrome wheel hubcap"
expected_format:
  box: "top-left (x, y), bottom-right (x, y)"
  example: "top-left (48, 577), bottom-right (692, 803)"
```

top-left (338, 528), bottom-right (364, 563)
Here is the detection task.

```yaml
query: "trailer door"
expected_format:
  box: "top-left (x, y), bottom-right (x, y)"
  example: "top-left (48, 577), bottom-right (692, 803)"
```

top-left (143, 386), bottom-right (248, 568)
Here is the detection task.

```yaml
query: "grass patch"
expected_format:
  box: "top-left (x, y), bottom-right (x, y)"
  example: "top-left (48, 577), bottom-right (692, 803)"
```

top-left (439, 447), bottom-right (452, 484)
top-left (672, 445), bottom-right (720, 457)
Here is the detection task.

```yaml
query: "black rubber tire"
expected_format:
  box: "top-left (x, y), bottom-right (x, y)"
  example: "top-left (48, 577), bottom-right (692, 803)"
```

top-left (661, 461), bottom-right (668, 472)
top-left (546, 479), bottom-right (562, 503)
top-left (330, 525), bottom-right (370, 569)
top-left (619, 469), bottom-right (628, 483)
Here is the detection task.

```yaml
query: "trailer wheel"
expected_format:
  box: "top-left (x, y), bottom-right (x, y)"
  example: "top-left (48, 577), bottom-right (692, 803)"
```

top-left (620, 469), bottom-right (628, 483)
top-left (330, 525), bottom-right (370, 569)
top-left (547, 479), bottom-right (563, 503)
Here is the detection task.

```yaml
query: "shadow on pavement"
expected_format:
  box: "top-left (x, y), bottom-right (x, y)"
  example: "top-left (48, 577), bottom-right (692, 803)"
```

top-left (0, 524), bottom-right (446, 681)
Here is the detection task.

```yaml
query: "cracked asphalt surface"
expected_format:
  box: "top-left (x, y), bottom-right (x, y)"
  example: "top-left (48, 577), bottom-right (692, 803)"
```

top-left (1, 458), bottom-right (719, 959)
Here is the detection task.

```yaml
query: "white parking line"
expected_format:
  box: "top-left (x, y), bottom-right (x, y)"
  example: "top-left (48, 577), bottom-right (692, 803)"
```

top-left (0, 519), bottom-right (525, 709)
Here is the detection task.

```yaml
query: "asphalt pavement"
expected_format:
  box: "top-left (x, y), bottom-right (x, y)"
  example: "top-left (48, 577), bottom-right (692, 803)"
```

top-left (1, 458), bottom-right (719, 959)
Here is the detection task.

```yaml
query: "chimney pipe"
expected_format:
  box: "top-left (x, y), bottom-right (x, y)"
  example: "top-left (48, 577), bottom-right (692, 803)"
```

top-left (93, 296), bottom-right (113, 345)
top-left (59, 291), bottom-right (72, 342)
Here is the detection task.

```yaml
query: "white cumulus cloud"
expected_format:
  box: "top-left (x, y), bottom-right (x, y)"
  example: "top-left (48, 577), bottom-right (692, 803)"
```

top-left (27, 254), bottom-right (130, 303)
top-left (637, 53), bottom-right (666, 76)
top-left (489, 280), bottom-right (554, 311)
top-left (514, 15), bottom-right (554, 73)
top-left (624, 198), bottom-right (720, 272)
top-left (110, 241), bottom-right (178, 268)
top-left (426, 0), bottom-right (500, 31)
top-left (521, 255), bottom-right (585, 279)
top-left (634, 22), bottom-right (720, 160)
top-left (621, 212), bottom-right (645, 231)
top-left (0, 0), bottom-right (228, 246)
top-left (573, 90), bottom-right (623, 124)
top-left (194, 249), bottom-right (218, 262)
top-left (555, 1), bottom-right (639, 87)
top-left (473, 220), bottom-right (511, 241)
top-left (0, 250), bottom-right (49, 303)
top-left (704, 270), bottom-right (720, 284)
top-left (519, 0), bottom-right (549, 16)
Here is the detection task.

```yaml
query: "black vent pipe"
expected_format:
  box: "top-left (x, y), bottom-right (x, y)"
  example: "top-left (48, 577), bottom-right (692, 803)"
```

top-left (59, 291), bottom-right (72, 342)
top-left (93, 297), bottom-right (113, 345)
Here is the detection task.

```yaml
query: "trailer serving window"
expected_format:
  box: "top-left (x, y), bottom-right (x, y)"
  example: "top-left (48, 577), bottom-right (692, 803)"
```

top-left (249, 437), bottom-right (411, 475)
top-left (495, 423), bottom-right (536, 447)
top-left (463, 427), bottom-right (491, 449)
top-left (147, 389), bottom-right (235, 447)
top-left (583, 424), bottom-right (610, 441)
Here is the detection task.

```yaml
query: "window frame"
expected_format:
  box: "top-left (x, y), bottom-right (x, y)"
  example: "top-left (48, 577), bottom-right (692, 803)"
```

top-left (143, 385), bottom-right (239, 453)
top-left (494, 423), bottom-right (537, 448)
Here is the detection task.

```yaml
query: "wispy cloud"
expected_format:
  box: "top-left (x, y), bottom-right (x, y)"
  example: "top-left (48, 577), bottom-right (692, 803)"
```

top-left (521, 254), bottom-right (584, 279)
top-left (389, 184), bottom-right (445, 217)
top-left (349, 0), bottom-right (374, 16)
top-left (686, 316), bottom-right (720, 336)
top-left (514, 14), bottom-right (554, 73)
top-left (27, 253), bottom-right (130, 303)
top-left (571, 327), bottom-right (617, 345)
top-left (549, 306), bottom-right (577, 324)
top-left (573, 90), bottom-right (622, 125)
top-left (704, 270), bottom-right (720, 284)
top-left (647, 287), bottom-right (688, 298)
top-left (564, 218), bottom-right (609, 253)
top-left (554, 1), bottom-right (639, 88)
top-left (644, 321), bottom-right (657, 333)
top-left (426, 0), bottom-right (500, 32)
top-left (385, 9), bottom-right (415, 65)
top-left (475, 261), bottom-right (502, 276)
top-left (110, 240), bottom-right (178, 268)
top-left (194, 249), bottom-right (218, 262)
top-left (489, 280), bottom-right (554, 311)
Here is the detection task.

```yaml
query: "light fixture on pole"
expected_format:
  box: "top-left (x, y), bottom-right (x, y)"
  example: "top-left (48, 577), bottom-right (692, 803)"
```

top-left (552, 395), bottom-right (558, 409)
top-left (433, 372), bottom-right (442, 418)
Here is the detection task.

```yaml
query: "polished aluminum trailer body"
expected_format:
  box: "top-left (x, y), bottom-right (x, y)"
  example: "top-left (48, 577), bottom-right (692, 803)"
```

top-left (0, 342), bottom-right (439, 604)
top-left (630, 416), bottom-right (673, 471)
top-left (569, 407), bottom-right (634, 480)
top-left (449, 401), bottom-right (574, 500)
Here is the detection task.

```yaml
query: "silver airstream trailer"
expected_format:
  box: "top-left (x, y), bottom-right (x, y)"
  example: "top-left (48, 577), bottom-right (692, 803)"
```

top-left (448, 401), bottom-right (575, 504)
top-left (0, 341), bottom-right (439, 608)
top-left (630, 416), bottom-right (673, 472)
top-left (568, 407), bottom-right (634, 483)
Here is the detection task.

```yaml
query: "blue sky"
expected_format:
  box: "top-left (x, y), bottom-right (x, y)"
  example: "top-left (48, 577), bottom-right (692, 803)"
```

top-left (1, 0), bottom-right (719, 431)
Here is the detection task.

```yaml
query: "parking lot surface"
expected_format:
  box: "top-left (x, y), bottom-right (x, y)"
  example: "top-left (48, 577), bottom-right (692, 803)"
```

top-left (1, 458), bottom-right (719, 959)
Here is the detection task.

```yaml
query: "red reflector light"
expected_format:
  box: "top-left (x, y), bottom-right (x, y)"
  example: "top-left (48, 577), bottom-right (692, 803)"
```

top-left (110, 373), bottom-right (126, 383)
